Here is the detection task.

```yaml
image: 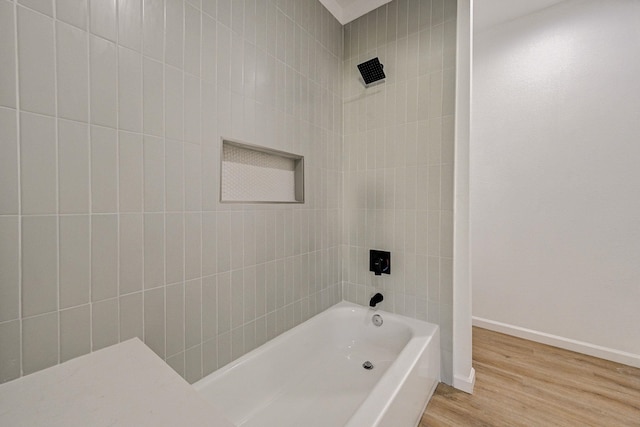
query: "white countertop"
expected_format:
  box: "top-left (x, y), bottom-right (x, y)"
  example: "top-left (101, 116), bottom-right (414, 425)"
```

top-left (0, 338), bottom-right (235, 427)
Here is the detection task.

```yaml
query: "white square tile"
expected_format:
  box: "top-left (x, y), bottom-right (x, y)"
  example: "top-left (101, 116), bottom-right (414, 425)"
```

top-left (275, 10), bottom-right (285, 63)
top-left (230, 32), bottom-right (243, 95)
top-left (0, 2), bottom-right (16, 109)
top-left (184, 4), bottom-right (201, 77)
top-left (56, 0), bottom-right (88, 30)
top-left (201, 15), bottom-right (217, 83)
top-left (165, 140), bottom-right (184, 213)
top-left (165, 0), bottom-right (184, 69)
top-left (17, 6), bottom-right (55, 115)
top-left (184, 212), bottom-right (202, 280)
top-left (56, 22), bottom-right (89, 122)
top-left (243, 321), bottom-right (255, 355)
top-left (166, 282), bottom-right (185, 357)
top-left (200, 136), bottom-right (218, 212)
top-left (143, 287), bottom-right (165, 358)
top-left (216, 87), bottom-right (231, 137)
top-left (229, 92), bottom-right (242, 139)
top-left (143, 57), bottom-right (164, 137)
top-left (143, 0), bottom-right (164, 60)
top-left (243, 266), bottom-right (256, 322)
top-left (230, 270), bottom-right (243, 329)
top-left (440, 210), bottom-right (453, 258)
top-left (118, 0), bottom-right (143, 52)
top-left (440, 256), bottom-right (453, 305)
top-left (58, 120), bottom-right (90, 214)
top-left (91, 125), bottom-right (118, 213)
top-left (429, 24), bottom-right (444, 73)
top-left (216, 24), bottom-right (231, 89)
top-left (217, 0), bottom-right (231, 27)
top-left (244, 0), bottom-right (256, 44)
top-left (59, 215), bottom-right (90, 309)
top-left (202, 0), bottom-right (216, 18)
top-left (441, 163), bottom-right (454, 211)
top-left (254, 211), bottom-right (266, 265)
top-left (426, 210), bottom-right (440, 258)
top-left (184, 75), bottom-right (201, 144)
top-left (118, 47), bottom-right (143, 132)
top-left (185, 344), bottom-right (202, 384)
top-left (59, 305), bottom-right (91, 363)
top-left (20, 112), bottom-right (56, 214)
top-left (90, 36), bottom-right (117, 127)
top-left (119, 131), bottom-right (143, 212)
top-left (216, 272), bottom-right (231, 334)
top-left (185, 278), bottom-right (202, 348)
top-left (0, 320), bottom-right (20, 382)
top-left (202, 275), bottom-right (217, 339)
top-left (243, 211), bottom-right (256, 267)
top-left (0, 108), bottom-right (18, 214)
top-left (183, 142), bottom-right (202, 211)
top-left (92, 298), bottom-right (119, 350)
top-left (229, 212), bottom-right (244, 271)
top-left (18, 0), bottom-right (53, 17)
top-left (119, 213), bottom-right (143, 294)
top-left (90, 0), bottom-right (117, 42)
top-left (202, 213), bottom-right (217, 276)
top-left (22, 312), bottom-right (58, 375)
top-left (431, 0), bottom-right (445, 27)
top-left (0, 217), bottom-right (19, 322)
top-left (91, 214), bottom-right (118, 301)
top-left (427, 118), bottom-right (442, 165)
top-left (231, 0), bottom-right (243, 36)
top-left (119, 291), bottom-right (143, 341)
top-left (427, 164), bottom-right (441, 211)
top-left (442, 63), bottom-right (455, 117)
top-left (22, 216), bottom-right (58, 317)
top-left (165, 65), bottom-right (184, 141)
top-left (165, 213), bottom-right (184, 285)
top-left (144, 213), bottom-right (165, 288)
top-left (143, 135), bottom-right (165, 212)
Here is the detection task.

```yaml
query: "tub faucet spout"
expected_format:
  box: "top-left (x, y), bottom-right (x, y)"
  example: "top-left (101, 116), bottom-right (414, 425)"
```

top-left (369, 293), bottom-right (384, 308)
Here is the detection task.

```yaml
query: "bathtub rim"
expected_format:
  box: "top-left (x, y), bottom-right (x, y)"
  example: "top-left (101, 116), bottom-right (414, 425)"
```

top-left (193, 300), bottom-right (441, 427)
top-left (194, 300), bottom-right (439, 391)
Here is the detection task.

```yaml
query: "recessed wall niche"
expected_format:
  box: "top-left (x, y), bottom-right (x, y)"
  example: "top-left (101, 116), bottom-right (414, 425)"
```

top-left (220, 139), bottom-right (304, 203)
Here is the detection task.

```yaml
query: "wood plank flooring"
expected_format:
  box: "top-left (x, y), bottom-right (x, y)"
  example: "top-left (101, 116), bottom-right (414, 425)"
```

top-left (420, 327), bottom-right (640, 426)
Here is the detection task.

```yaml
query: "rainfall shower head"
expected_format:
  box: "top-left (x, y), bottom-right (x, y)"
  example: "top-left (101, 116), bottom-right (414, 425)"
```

top-left (357, 57), bottom-right (386, 86)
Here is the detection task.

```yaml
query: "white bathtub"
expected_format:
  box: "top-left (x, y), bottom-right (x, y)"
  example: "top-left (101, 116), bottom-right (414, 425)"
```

top-left (194, 301), bottom-right (440, 427)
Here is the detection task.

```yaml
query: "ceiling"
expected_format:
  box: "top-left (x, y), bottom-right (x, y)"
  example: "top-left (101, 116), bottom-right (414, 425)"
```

top-left (319, 0), bottom-right (392, 25)
top-left (474, 0), bottom-right (566, 31)
top-left (320, 0), bottom-right (567, 29)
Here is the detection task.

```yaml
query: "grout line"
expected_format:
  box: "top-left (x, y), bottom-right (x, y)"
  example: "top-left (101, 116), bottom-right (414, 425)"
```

top-left (13, 0), bottom-right (23, 379)
top-left (181, 0), bottom-right (187, 372)
top-left (162, 0), bottom-right (167, 363)
top-left (140, 0), bottom-right (147, 349)
top-left (86, 0), bottom-right (94, 356)
top-left (52, 0), bottom-right (62, 366)
top-left (115, 0), bottom-right (122, 348)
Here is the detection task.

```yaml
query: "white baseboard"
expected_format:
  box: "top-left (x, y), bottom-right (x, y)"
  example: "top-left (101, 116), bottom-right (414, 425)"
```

top-left (453, 367), bottom-right (476, 394)
top-left (473, 317), bottom-right (640, 369)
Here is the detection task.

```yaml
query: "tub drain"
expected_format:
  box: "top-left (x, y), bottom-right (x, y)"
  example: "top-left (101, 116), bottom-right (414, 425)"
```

top-left (362, 361), bottom-right (374, 370)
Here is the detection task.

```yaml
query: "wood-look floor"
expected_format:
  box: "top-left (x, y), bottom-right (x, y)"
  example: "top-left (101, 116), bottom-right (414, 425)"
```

top-left (420, 327), bottom-right (640, 426)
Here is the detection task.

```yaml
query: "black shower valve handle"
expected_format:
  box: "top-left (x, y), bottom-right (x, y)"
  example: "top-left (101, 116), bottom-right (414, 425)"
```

top-left (369, 250), bottom-right (391, 276)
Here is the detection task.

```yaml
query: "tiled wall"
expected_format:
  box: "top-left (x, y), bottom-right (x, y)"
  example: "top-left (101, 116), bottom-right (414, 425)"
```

top-left (0, 0), bottom-right (343, 384)
top-left (341, 0), bottom-right (457, 383)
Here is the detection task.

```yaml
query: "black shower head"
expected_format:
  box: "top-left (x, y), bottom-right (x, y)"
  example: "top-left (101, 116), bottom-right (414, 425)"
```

top-left (357, 57), bottom-right (386, 85)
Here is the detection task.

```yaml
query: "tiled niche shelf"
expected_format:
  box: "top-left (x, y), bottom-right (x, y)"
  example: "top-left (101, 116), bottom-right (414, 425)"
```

top-left (220, 139), bottom-right (304, 203)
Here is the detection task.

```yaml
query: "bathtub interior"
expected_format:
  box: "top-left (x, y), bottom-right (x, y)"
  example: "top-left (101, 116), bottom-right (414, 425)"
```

top-left (194, 302), bottom-right (439, 427)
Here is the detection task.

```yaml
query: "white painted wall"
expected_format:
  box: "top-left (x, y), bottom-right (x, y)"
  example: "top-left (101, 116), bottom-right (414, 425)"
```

top-left (453, 0), bottom-right (475, 394)
top-left (471, 0), bottom-right (640, 365)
